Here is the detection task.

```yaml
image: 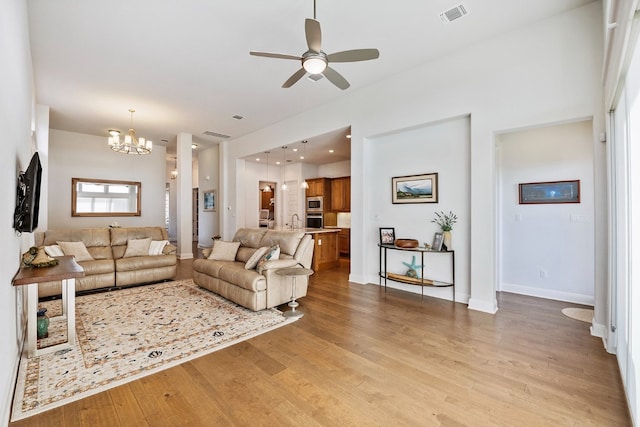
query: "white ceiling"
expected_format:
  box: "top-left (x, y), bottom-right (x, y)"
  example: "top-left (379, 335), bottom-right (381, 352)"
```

top-left (27, 0), bottom-right (595, 162)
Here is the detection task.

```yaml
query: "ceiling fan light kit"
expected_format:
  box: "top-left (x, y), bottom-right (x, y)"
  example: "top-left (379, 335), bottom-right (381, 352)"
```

top-left (249, 0), bottom-right (379, 90)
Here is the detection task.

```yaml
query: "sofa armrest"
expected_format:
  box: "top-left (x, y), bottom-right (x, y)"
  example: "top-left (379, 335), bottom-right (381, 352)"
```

top-left (258, 258), bottom-right (300, 273)
top-left (163, 244), bottom-right (177, 255)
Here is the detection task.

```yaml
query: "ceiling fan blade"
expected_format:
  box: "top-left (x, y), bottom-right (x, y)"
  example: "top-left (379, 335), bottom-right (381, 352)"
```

top-left (327, 48), bottom-right (380, 63)
top-left (282, 68), bottom-right (307, 88)
top-left (323, 66), bottom-right (350, 90)
top-left (305, 18), bottom-right (322, 52)
top-left (250, 51), bottom-right (301, 61)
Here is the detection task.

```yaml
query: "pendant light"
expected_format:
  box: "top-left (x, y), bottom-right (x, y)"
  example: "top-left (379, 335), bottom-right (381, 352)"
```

top-left (300, 140), bottom-right (309, 189)
top-left (170, 157), bottom-right (178, 180)
top-left (263, 151), bottom-right (272, 193)
top-left (281, 146), bottom-right (288, 190)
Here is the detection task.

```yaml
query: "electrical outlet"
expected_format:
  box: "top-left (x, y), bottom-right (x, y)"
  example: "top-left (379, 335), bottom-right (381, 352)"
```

top-left (318, 239), bottom-right (322, 246)
top-left (539, 269), bottom-right (547, 279)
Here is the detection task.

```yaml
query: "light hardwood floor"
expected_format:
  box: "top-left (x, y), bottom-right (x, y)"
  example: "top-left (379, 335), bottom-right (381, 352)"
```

top-left (10, 258), bottom-right (630, 426)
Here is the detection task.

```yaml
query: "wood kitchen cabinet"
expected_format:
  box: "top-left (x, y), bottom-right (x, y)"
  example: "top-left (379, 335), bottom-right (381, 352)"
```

top-left (330, 177), bottom-right (350, 211)
top-left (338, 228), bottom-right (350, 256)
top-left (305, 178), bottom-right (331, 198)
top-left (308, 230), bottom-right (340, 270)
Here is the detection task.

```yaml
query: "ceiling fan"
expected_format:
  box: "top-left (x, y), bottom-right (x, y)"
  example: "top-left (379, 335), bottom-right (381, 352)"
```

top-left (249, 0), bottom-right (379, 90)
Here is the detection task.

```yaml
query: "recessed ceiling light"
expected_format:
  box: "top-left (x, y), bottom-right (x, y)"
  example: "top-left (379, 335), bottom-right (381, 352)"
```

top-left (192, 143), bottom-right (198, 149)
top-left (293, 148), bottom-right (298, 152)
top-left (300, 155), bottom-right (305, 160)
top-left (276, 161), bottom-right (281, 165)
top-left (256, 158), bottom-right (261, 161)
top-left (346, 134), bottom-right (351, 139)
top-left (329, 149), bottom-right (334, 153)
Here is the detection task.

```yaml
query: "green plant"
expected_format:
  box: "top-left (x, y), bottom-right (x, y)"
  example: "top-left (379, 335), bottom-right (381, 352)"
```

top-left (432, 210), bottom-right (457, 231)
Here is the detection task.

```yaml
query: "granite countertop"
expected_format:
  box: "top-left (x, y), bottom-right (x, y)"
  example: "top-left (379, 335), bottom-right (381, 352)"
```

top-left (303, 228), bottom-right (341, 234)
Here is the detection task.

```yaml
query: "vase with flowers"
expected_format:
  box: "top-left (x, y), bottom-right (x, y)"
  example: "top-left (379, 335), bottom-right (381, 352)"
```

top-left (432, 210), bottom-right (457, 250)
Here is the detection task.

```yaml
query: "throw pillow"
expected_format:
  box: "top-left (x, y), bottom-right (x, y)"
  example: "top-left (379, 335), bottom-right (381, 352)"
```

top-left (57, 241), bottom-right (94, 262)
top-left (149, 240), bottom-right (169, 256)
top-left (44, 245), bottom-right (64, 257)
top-left (244, 246), bottom-right (269, 270)
top-left (208, 240), bottom-right (241, 261)
top-left (256, 244), bottom-right (280, 274)
top-left (123, 238), bottom-right (152, 258)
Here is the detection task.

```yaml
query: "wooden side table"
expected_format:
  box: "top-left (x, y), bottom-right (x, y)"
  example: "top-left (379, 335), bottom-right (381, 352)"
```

top-left (12, 256), bottom-right (84, 357)
top-left (276, 267), bottom-right (314, 318)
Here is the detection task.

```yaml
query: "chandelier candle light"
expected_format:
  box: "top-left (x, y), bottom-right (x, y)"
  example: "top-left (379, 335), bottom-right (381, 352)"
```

top-left (281, 146), bottom-right (288, 190)
top-left (300, 140), bottom-right (309, 189)
top-left (263, 151), bottom-right (272, 193)
top-left (108, 109), bottom-right (152, 155)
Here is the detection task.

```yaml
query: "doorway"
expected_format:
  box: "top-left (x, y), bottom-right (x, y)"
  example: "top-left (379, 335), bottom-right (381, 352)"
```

top-left (258, 181), bottom-right (276, 226)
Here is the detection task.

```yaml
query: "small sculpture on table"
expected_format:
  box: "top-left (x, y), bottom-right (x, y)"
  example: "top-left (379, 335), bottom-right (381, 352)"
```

top-left (402, 256), bottom-right (423, 279)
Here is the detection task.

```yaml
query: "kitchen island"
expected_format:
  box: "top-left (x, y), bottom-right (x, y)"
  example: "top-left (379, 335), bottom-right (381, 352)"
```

top-left (303, 228), bottom-right (341, 271)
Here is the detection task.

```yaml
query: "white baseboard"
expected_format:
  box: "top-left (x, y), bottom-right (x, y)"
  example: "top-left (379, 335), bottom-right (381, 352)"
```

top-left (177, 253), bottom-right (194, 260)
top-left (468, 297), bottom-right (498, 313)
top-left (500, 282), bottom-right (594, 305)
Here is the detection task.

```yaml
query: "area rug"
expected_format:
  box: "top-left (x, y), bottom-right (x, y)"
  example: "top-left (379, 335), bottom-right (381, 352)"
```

top-left (11, 279), bottom-right (295, 421)
top-left (562, 307), bottom-right (594, 323)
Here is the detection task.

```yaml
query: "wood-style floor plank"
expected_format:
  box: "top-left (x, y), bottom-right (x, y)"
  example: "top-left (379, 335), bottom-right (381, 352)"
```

top-left (10, 258), bottom-right (631, 426)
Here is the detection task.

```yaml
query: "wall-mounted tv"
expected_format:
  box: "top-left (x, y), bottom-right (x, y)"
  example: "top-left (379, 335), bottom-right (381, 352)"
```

top-left (13, 152), bottom-right (42, 233)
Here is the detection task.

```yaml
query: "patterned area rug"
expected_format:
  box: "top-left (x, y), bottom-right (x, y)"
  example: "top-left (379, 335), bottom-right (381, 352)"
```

top-left (11, 279), bottom-right (294, 421)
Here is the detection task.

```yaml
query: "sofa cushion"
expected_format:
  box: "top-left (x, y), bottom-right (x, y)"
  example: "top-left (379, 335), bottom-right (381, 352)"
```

top-left (79, 259), bottom-right (116, 275)
top-left (57, 241), bottom-right (94, 262)
top-left (110, 227), bottom-right (169, 259)
top-left (233, 228), bottom-right (267, 249)
top-left (245, 246), bottom-right (269, 270)
top-left (208, 240), bottom-right (241, 261)
top-left (193, 259), bottom-right (267, 292)
top-left (256, 245), bottom-right (280, 274)
top-left (116, 254), bottom-right (177, 272)
top-left (37, 228), bottom-right (112, 260)
top-left (44, 245), bottom-right (64, 257)
top-left (149, 240), bottom-right (169, 255)
top-left (259, 230), bottom-right (304, 256)
top-left (123, 238), bottom-right (152, 258)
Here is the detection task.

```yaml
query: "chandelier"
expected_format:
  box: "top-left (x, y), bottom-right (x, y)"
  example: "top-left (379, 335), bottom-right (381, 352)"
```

top-left (263, 151), bottom-right (272, 193)
top-left (300, 140), bottom-right (309, 189)
top-left (108, 109), bottom-right (152, 155)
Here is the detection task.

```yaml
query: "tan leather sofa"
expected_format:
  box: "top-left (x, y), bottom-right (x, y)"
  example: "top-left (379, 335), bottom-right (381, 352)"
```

top-left (34, 226), bottom-right (177, 297)
top-left (193, 228), bottom-right (314, 311)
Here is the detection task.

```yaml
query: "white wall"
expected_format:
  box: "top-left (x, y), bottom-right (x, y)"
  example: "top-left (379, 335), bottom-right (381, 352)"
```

top-left (197, 145), bottom-right (220, 247)
top-left (48, 130), bottom-right (166, 229)
top-left (318, 160), bottom-right (350, 178)
top-left (368, 116), bottom-right (470, 301)
top-left (497, 120), bottom-right (595, 304)
top-left (222, 3), bottom-right (605, 316)
top-left (0, 0), bottom-right (36, 423)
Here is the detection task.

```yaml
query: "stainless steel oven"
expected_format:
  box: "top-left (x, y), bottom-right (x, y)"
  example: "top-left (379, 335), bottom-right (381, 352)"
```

top-left (306, 213), bottom-right (323, 229)
top-left (306, 196), bottom-right (323, 213)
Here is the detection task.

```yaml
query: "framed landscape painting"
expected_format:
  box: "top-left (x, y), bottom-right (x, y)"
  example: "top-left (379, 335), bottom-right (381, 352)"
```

top-left (518, 180), bottom-right (580, 204)
top-left (203, 189), bottom-right (216, 212)
top-left (392, 173), bottom-right (438, 204)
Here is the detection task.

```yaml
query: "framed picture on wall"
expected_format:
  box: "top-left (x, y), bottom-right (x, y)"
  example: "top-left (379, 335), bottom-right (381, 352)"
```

top-left (379, 227), bottom-right (396, 245)
top-left (203, 189), bottom-right (216, 212)
top-left (392, 173), bottom-right (438, 204)
top-left (518, 180), bottom-right (580, 204)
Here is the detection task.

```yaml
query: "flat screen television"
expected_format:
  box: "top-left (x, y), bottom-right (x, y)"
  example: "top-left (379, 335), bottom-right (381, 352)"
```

top-left (13, 152), bottom-right (42, 233)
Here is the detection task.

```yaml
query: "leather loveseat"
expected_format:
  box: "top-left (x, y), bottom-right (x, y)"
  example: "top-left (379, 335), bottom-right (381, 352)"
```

top-left (193, 228), bottom-right (314, 311)
top-left (34, 226), bottom-right (177, 297)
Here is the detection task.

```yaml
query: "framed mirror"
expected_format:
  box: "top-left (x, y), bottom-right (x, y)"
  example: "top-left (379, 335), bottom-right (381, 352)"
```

top-left (72, 178), bottom-right (141, 217)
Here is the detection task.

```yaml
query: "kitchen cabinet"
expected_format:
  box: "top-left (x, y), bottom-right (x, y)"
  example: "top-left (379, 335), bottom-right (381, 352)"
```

top-left (338, 228), bottom-right (350, 256)
top-left (306, 229), bottom-right (340, 270)
top-left (331, 177), bottom-right (350, 212)
top-left (305, 178), bottom-right (331, 199)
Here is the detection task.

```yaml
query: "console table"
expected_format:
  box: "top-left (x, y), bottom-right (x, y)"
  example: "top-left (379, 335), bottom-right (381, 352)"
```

top-left (378, 244), bottom-right (455, 301)
top-left (12, 255), bottom-right (84, 356)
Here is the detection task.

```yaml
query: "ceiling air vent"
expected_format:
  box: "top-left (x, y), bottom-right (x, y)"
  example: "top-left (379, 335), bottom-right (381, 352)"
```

top-left (202, 130), bottom-right (231, 139)
top-left (440, 4), bottom-right (468, 23)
